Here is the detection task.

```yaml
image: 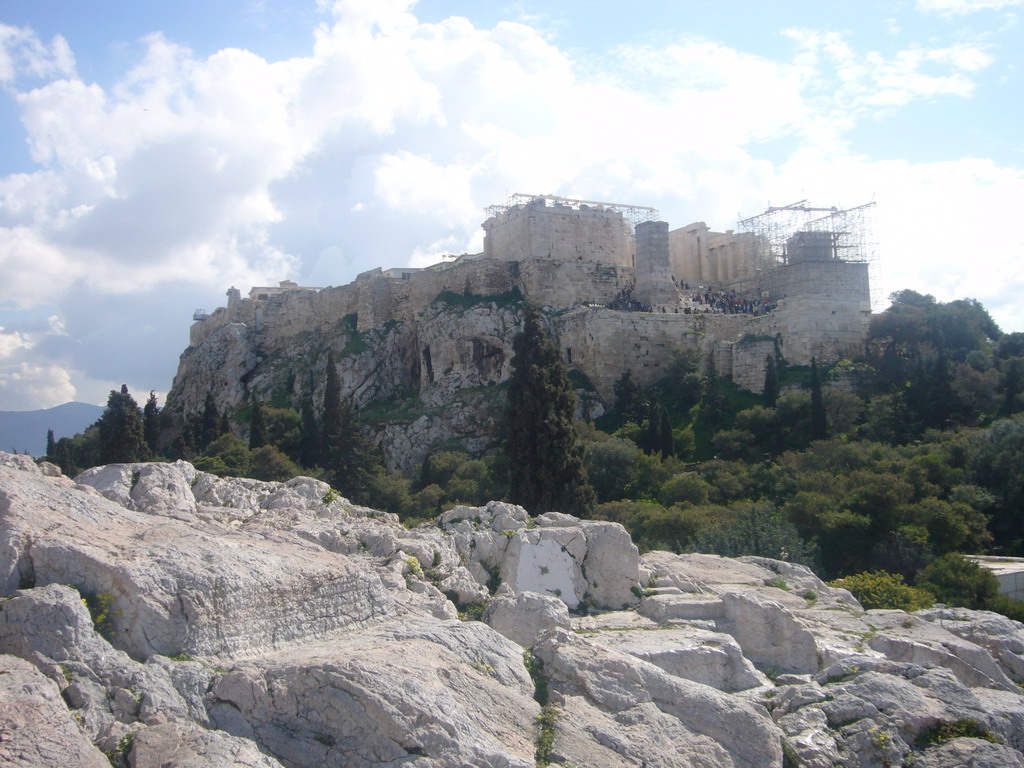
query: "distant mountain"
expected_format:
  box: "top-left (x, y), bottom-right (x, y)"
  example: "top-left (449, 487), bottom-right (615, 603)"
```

top-left (0, 402), bottom-right (104, 457)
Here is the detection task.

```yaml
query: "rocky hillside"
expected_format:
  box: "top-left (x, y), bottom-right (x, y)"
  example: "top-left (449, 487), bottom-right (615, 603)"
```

top-left (3, 450), bottom-right (1024, 767)
top-left (167, 295), bottom-right (543, 471)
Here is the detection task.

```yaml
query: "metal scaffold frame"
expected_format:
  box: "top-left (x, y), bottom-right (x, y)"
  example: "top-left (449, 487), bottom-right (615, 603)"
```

top-left (738, 199), bottom-right (880, 305)
top-left (486, 193), bottom-right (660, 228)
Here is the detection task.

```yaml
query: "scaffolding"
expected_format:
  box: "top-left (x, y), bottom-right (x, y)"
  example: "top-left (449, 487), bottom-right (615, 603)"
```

top-left (485, 193), bottom-right (660, 229)
top-left (738, 199), bottom-right (880, 305)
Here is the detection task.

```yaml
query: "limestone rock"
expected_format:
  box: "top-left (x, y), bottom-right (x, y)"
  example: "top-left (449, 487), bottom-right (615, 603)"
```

top-left (589, 626), bottom-right (769, 692)
top-left (0, 653), bottom-right (109, 768)
top-left (534, 628), bottom-right (783, 768)
top-left (129, 721), bottom-right (286, 768)
top-left (0, 464), bottom-right (398, 660)
top-left (0, 452), bottom-right (40, 474)
top-left (0, 584), bottom-right (210, 736)
top-left (497, 518), bottom-right (640, 610)
top-left (483, 587), bottom-right (571, 647)
top-left (208, 618), bottom-right (538, 768)
top-left (6, 453), bottom-right (1024, 766)
top-left (912, 738), bottom-right (1024, 768)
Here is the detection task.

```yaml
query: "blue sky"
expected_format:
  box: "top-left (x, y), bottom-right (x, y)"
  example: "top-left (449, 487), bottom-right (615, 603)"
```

top-left (0, 0), bottom-right (1022, 410)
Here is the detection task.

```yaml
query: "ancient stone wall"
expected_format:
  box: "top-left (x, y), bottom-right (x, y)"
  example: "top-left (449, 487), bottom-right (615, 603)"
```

top-left (555, 308), bottom-right (769, 401)
top-left (483, 198), bottom-right (633, 266)
top-left (517, 259), bottom-right (632, 307)
top-left (764, 260), bottom-right (870, 365)
top-left (730, 339), bottom-right (778, 394)
top-left (634, 221), bottom-right (677, 308)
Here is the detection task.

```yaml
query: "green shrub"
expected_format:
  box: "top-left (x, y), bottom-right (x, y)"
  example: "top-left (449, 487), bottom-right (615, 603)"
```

top-left (915, 718), bottom-right (1000, 748)
top-left (916, 553), bottom-right (998, 609)
top-left (829, 571), bottom-right (934, 611)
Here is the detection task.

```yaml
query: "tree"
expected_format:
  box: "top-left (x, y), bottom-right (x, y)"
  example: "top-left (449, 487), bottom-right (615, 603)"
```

top-left (97, 385), bottom-right (149, 464)
top-left (506, 305), bottom-right (596, 517)
top-left (810, 357), bottom-right (827, 441)
top-left (696, 354), bottom-right (730, 433)
top-left (690, 502), bottom-right (815, 566)
top-left (321, 352), bottom-right (378, 501)
top-left (45, 429), bottom-right (56, 459)
top-left (298, 397), bottom-right (320, 467)
top-left (916, 553), bottom-right (999, 609)
top-left (54, 437), bottom-right (76, 476)
top-left (1000, 358), bottom-right (1023, 417)
top-left (143, 391), bottom-right (161, 454)
top-left (249, 402), bottom-right (267, 450)
top-left (198, 392), bottom-right (221, 450)
top-left (659, 408), bottom-right (674, 459)
top-left (762, 355), bottom-right (779, 408)
top-left (613, 369), bottom-right (644, 423)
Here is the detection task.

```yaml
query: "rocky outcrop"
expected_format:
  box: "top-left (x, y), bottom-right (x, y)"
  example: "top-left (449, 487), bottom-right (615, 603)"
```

top-left (0, 654), bottom-right (109, 768)
top-left (167, 296), bottom-right (527, 471)
top-left (6, 451), bottom-right (1024, 767)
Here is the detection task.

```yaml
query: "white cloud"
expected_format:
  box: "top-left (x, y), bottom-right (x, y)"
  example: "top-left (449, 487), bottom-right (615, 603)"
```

top-left (0, 24), bottom-right (75, 85)
top-left (0, 4), bottom-right (1021, 408)
top-left (0, 361), bottom-right (76, 410)
top-left (917, 0), bottom-right (1024, 16)
top-left (784, 29), bottom-right (993, 115)
top-left (0, 321), bottom-right (78, 410)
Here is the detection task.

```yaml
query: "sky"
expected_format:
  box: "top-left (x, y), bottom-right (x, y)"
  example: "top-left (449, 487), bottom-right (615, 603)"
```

top-left (0, 0), bottom-right (1022, 411)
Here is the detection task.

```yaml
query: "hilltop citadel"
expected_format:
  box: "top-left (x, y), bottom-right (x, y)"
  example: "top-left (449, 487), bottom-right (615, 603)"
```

top-left (174, 194), bottom-right (875, 466)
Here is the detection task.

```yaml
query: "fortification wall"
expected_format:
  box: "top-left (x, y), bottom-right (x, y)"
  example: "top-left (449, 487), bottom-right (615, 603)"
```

top-left (483, 199), bottom-right (632, 266)
top-left (634, 221), bottom-right (677, 308)
top-left (517, 259), bottom-right (632, 307)
top-left (764, 260), bottom-right (870, 365)
top-left (555, 308), bottom-right (768, 401)
top-left (730, 339), bottom-right (778, 393)
top-left (765, 259), bottom-right (869, 302)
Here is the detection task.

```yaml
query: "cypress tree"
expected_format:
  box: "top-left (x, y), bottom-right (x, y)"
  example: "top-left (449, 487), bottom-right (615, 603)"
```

top-left (321, 352), bottom-right (343, 464)
top-left (640, 400), bottom-right (660, 454)
top-left (97, 385), bottom-right (149, 464)
top-left (143, 391), bottom-right (161, 454)
top-left (1001, 358), bottom-right (1023, 417)
top-left (659, 408), bottom-right (674, 460)
top-left (249, 402), bottom-right (267, 449)
top-left (613, 370), bottom-right (641, 423)
top-left (321, 352), bottom-right (377, 500)
top-left (810, 357), bottom-right (827, 441)
top-left (698, 355), bottom-right (730, 432)
top-left (298, 396), bottom-right (320, 467)
top-left (762, 355), bottom-right (779, 408)
top-left (45, 429), bottom-right (56, 459)
top-left (54, 437), bottom-right (76, 476)
top-left (199, 393), bottom-right (220, 449)
top-left (506, 305), bottom-right (596, 517)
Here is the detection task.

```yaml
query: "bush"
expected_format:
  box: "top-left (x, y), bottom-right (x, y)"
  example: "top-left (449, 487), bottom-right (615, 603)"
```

top-left (658, 472), bottom-right (711, 507)
top-left (250, 445), bottom-right (302, 482)
top-left (915, 552), bottom-right (999, 609)
top-left (690, 503), bottom-right (816, 566)
top-left (829, 571), bottom-right (934, 611)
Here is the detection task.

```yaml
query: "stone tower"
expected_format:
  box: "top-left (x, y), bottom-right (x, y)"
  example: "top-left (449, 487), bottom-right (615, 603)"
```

top-left (633, 220), bottom-right (678, 309)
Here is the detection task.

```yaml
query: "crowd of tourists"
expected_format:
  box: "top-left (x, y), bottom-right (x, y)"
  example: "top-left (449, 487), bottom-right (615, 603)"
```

top-left (685, 288), bottom-right (777, 316)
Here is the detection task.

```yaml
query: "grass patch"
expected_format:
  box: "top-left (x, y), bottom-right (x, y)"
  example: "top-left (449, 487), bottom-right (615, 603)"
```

top-left (535, 705), bottom-right (559, 766)
top-left (915, 719), bottom-right (1000, 749)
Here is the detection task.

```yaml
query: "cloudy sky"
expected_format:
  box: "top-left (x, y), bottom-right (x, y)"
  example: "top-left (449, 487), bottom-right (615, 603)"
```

top-left (0, 0), bottom-right (1021, 410)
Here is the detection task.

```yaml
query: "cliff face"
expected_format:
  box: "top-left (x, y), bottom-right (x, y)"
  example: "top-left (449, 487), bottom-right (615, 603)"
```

top-left (166, 253), bottom-right (870, 469)
top-left (167, 291), bottom-right (528, 470)
top-left (5, 451), bottom-right (1024, 768)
